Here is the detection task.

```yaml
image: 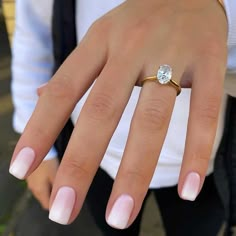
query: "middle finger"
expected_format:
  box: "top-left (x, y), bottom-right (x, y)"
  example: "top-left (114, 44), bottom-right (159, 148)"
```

top-left (49, 54), bottom-right (142, 224)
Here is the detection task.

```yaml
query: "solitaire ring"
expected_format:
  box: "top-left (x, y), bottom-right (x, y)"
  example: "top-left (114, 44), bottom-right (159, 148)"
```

top-left (141, 65), bottom-right (181, 96)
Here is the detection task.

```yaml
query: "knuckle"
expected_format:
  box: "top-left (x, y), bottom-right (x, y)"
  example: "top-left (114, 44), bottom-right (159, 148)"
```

top-left (195, 99), bottom-right (219, 127)
top-left (137, 98), bottom-right (170, 130)
top-left (47, 74), bottom-right (78, 101)
top-left (117, 26), bottom-right (149, 54)
top-left (123, 25), bottom-right (146, 44)
top-left (89, 16), bottom-right (111, 40)
top-left (198, 38), bottom-right (225, 61)
top-left (84, 93), bottom-right (117, 121)
top-left (192, 152), bottom-right (210, 166)
top-left (124, 168), bottom-right (149, 187)
top-left (63, 159), bottom-right (91, 178)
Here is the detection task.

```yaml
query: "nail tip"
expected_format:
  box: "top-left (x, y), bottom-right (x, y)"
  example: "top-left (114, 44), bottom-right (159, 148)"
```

top-left (107, 218), bottom-right (127, 230)
top-left (9, 147), bottom-right (36, 180)
top-left (49, 213), bottom-right (69, 225)
top-left (106, 194), bottom-right (134, 230)
top-left (49, 187), bottom-right (76, 226)
top-left (181, 172), bottom-right (200, 202)
top-left (9, 166), bottom-right (25, 180)
top-left (180, 194), bottom-right (196, 201)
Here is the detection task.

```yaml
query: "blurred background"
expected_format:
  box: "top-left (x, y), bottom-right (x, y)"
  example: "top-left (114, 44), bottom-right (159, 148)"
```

top-left (0, 1), bottom-right (165, 235)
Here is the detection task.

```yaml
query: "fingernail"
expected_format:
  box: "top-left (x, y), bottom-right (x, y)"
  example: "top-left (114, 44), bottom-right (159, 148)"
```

top-left (49, 186), bottom-right (76, 225)
top-left (38, 82), bottom-right (48, 89)
top-left (37, 83), bottom-right (48, 96)
top-left (181, 172), bottom-right (201, 201)
top-left (107, 194), bottom-right (134, 229)
top-left (9, 147), bottom-right (35, 179)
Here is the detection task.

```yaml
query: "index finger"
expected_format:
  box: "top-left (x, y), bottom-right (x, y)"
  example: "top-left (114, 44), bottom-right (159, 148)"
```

top-left (9, 26), bottom-right (107, 179)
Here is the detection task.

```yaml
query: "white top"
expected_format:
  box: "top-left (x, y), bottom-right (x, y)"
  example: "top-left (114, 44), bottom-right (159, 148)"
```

top-left (12, 0), bottom-right (236, 188)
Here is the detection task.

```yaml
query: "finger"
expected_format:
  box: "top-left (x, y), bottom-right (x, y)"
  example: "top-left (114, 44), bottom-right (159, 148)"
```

top-left (9, 25), bottom-right (107, 180)
top-left (48, 54), bottom-right (142, 225)
top-left (105, 64), bottom-right (184, 229)
top-left (178, 57), bottom-right (225, 201)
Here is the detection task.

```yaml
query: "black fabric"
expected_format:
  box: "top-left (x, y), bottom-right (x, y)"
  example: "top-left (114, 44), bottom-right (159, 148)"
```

top-left (214, 96), bottom-right (236, 235)
top-left (154, 174), bottom-right (224, 236)
top-left (87, 168), bottom-right (224, 236)
top-left (87, 168), bottom-right (148, 236)
top-left (226, 96), bottom-right (236, 227)
top-left (52, 0), bottom-right (77, 71)
top-left (52, 0), bottom-right (76, 159)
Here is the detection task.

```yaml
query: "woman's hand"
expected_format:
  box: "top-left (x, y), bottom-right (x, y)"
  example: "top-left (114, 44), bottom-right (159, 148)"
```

top-left (10, 0), bottom-right (227, 228)
top-left (26, 158), bottom-right (59, 210)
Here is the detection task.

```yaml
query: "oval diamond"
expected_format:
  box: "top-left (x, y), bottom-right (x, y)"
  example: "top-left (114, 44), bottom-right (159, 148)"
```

top-left (157, 65), bottom-right (172, 84)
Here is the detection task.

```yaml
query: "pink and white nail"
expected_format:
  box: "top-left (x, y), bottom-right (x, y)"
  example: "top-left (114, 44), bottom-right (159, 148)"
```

top-left (49, 187), bottom-right (76, 225)
top-left (181, 172), bottom-right (201, 201)
top-left (9, 147), bottom-right (35, 179)
top-left (107, 194), bottom-right (134, 229)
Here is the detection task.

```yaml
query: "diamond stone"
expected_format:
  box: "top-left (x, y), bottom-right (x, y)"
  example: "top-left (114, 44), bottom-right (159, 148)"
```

top-left (157, 65), bottom-right (172, 84)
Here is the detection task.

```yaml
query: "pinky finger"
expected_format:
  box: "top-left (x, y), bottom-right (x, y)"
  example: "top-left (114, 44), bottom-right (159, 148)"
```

top-left (178, 58), bottom-right (226, 201)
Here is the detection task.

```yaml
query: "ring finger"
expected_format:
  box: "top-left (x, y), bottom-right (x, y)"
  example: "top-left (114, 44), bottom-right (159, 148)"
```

top-left (105, 61), bottom-right (185, 229)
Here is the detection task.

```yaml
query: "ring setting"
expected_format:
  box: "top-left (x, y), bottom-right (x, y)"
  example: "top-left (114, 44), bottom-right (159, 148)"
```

top-left (141, 64), bottom-right (181, 96)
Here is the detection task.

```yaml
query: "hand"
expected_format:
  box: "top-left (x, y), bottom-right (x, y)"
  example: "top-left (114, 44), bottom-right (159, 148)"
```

top-left (26, 158), bottom-right (59, 210)
top-left (10, 0), bottom-right (227, 228)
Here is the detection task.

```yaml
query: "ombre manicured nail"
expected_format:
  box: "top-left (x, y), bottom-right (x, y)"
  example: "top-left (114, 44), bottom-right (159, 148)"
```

top-left (49, 187), bottom-right (76, 225)
top-left (107, 194), bottom-right (134, 229)
top-left (181, 172), bottom-right (200, 201)
top-left (9, 147), bottom-right (35, 179)
top-left (38, 82), bottom-right (48, 89)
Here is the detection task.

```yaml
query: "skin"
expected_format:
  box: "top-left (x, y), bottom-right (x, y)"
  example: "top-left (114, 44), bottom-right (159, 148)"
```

top-left (11, 0), bottom-right (227, 228)
top-left (26, 158), bottom-right (59, 210)
top-left (26, 86), bottom-right (58, 211)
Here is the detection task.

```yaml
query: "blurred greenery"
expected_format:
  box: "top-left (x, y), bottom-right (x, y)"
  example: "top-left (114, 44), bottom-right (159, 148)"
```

top-left (0, 224), bottom-right (6, 234)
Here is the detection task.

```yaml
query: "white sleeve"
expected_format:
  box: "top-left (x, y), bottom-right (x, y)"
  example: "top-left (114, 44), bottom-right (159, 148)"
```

top-left (223, 0), bottom-right (236, 97)
top-left (11, 0), bottom-right (57, 160)
top-left (224, 0), bottom-right (236, 73)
